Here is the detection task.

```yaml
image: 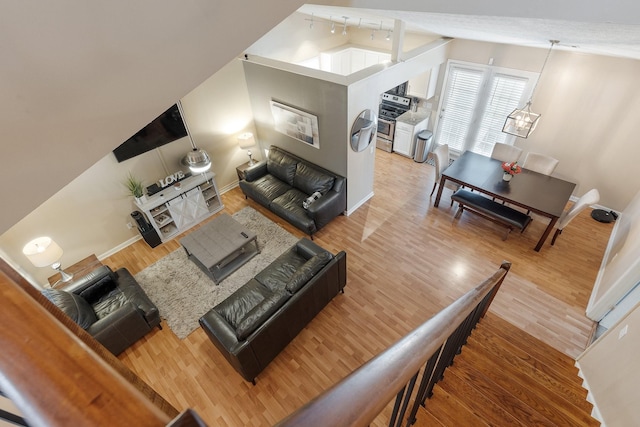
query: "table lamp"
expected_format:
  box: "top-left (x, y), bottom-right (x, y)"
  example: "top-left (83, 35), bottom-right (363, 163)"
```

top-left (237, 132), bottom-right (257, 166)
top-left (23, 237), bottom-right (74, 282)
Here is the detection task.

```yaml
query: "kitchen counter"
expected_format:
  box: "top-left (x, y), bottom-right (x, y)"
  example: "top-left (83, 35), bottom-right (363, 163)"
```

top-left (396, 111), bottom-right (430, 126)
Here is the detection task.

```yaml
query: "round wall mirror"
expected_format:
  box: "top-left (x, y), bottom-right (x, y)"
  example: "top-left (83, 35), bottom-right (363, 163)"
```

top-left (350, 109), bottom-right (378, 152)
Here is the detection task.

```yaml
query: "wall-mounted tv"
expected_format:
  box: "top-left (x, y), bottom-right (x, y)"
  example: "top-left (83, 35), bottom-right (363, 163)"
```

top-left (113, 104), bottom-right (188, 162)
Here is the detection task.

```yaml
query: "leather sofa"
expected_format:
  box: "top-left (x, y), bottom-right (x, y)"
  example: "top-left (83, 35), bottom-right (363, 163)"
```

top-left (42, 265), bottom-right (161, 355)
top-left (239, 146), bottom-right (347, 237)
top-left (199, 238), bottom-right (347, 383)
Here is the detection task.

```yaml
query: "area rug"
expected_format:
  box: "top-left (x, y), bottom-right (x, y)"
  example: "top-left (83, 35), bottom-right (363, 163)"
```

top-left (134, 207), bottom-right (298, 339)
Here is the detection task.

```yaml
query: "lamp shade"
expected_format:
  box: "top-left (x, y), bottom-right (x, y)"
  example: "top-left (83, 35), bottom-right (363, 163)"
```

top-left (237, 132), bottom-right (256, 149)
top-left (182, 148), bottom-right (211, 173)
top-left (22, 237), bottom-right (63, 267)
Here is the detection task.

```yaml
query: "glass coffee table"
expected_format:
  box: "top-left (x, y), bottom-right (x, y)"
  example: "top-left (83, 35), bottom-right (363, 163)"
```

top-left (179, 213), bottom-right (260, 284)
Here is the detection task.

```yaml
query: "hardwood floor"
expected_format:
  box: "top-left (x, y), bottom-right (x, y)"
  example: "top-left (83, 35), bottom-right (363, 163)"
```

top-left (106, 150), bottom-right (612, 425)
top-left (414, 313), bottom-right (599, 426)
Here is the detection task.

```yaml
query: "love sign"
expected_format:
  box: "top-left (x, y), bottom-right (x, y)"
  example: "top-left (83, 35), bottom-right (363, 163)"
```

top-left (158, 171), bottom-right (186, 188)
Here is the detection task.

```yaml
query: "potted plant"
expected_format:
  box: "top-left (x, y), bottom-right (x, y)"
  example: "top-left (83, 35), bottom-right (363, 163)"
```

top-left (124, 172), bottom-right (145, 202)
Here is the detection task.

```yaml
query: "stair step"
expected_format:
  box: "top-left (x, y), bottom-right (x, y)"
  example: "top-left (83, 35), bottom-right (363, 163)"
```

top-left (481, 313), bottom-right (582, 376)
top-left (415, 313), bottom-right (599, 426)
top-left (434, 367), bottom-right (531, 426)
top-left (453, 347), bottom-right (598, 426)
top-left (471, 315), bottom-right (592, 412)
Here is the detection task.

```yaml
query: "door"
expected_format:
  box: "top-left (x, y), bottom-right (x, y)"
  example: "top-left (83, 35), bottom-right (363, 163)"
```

top-left (167, 188), bottom-right (209, 230)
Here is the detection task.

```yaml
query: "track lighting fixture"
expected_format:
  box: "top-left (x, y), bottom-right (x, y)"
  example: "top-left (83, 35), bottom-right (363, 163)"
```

top-left (305, 14), bottom-right (393, 40)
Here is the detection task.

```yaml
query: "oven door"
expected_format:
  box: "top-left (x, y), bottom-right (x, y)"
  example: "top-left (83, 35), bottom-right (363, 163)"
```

top-left (377, 118), bottom-right (395, 141)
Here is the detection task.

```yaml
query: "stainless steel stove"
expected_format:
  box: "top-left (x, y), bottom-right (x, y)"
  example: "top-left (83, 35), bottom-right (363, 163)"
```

top-left (376, 93), bottom-right (412, 152)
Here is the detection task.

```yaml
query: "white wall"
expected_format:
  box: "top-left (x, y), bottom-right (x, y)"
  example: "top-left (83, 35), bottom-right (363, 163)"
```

top-left (0, 59), bottom-right (256, 286)
top-left (346, 39), bottom-right (450, 211)
top-left (587, 190), bottom-right (640, 321)
top-left (0, 0), bottom-right (307, 234)
top-left (577, 301), bottom-right (640, 426)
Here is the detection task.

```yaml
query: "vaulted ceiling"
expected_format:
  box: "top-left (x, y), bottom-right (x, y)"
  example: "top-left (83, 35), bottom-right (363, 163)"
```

top-left (2, 0), bottom-right (639, 233)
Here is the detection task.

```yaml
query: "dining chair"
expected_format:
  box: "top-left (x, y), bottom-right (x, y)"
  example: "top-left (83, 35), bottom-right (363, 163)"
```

top-left (523, 152), bottom-right (559, 175)
top-left (430, 144), bottom-right (459, 203)
top-left (551, 189), bottom-right (600, 245)
top-left (491, 143), bottom-right (522, 163)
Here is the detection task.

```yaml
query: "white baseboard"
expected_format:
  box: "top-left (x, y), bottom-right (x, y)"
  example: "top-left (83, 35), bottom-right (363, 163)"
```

top-left (575, 361), bottom-right (605, 426)
top-left (98, 235), bottom-right (141, 260)
top-left (347, 192), bottom-right (374, 216)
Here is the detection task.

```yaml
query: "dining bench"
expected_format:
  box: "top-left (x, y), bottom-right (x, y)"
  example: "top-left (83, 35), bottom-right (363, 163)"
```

top-left (451, 189), bottom-right (533, 240)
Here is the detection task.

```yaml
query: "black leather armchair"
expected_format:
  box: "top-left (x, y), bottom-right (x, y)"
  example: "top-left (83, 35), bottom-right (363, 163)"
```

top-left (42, 265), bottom-right (160, 355)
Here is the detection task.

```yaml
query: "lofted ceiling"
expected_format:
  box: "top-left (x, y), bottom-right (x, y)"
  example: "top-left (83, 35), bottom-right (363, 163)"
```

top-left (298, 4), bottom-right (640, 60)
top-left (2, 0), bottom-right (639, 235)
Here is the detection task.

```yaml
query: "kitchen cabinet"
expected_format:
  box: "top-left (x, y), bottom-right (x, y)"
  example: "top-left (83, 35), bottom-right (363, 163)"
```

top-left (393, 124), bottom-right (414, 157)
top-left (393, 112), bottom-right (430, 158)
top-left (407, 65), bottom-right (440, 100)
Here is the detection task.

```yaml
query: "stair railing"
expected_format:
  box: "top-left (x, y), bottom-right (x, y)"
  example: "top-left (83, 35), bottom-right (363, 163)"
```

top-left (276, 261), bottom-right (511, 427)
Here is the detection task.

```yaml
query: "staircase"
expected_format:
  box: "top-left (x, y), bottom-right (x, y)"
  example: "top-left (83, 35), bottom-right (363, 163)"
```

top-left (415, 313), bottom-right (599, 426)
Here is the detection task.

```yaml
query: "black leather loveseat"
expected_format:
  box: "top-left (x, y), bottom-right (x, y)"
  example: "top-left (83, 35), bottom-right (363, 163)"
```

top-left (239, 146), bottom-right (347, 237)
top-left (42, 265), bottom-right (161, 355)
top-left (199, 238), bottom-right (347, 383)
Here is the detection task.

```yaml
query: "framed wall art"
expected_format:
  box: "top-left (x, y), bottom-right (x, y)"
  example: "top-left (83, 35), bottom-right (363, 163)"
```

top-left (269, 101), bottom-right (320, 149)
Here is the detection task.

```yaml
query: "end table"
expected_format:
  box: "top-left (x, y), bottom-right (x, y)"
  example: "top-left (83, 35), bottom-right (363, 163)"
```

top-left (48, 254), bottom-right (102, 288)
top-left (236, 161), bottom-right (262, 181)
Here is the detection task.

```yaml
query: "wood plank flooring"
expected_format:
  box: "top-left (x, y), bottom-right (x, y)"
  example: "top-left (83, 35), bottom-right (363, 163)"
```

top-left (414, 313), bottom-right (599, 426)
top-left (106, 150), bottom-right (612, 426)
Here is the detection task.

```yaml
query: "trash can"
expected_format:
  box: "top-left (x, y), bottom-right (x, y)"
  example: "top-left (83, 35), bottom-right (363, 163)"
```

top-left (414, 130), bottom-right (433, 163)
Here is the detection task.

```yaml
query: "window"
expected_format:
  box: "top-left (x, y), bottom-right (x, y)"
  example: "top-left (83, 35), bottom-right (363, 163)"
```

top-left (434, 61), bottom-right (538, 156)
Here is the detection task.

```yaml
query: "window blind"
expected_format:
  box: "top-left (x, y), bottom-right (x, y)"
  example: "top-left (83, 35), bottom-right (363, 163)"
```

top-left (436, 66), bottom-right (483, 153)
top-left (474, 74), bottom-right (528, 156)
top-left (435, 62), bottom-right (534, 156)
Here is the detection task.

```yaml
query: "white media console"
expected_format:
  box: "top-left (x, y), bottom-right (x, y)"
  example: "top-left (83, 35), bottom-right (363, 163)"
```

top-left (135, 171), bottom-right (223, 243)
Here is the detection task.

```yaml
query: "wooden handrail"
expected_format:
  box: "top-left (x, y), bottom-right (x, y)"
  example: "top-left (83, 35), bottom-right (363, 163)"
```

top-left (0, 258), bottom-right (176, 427)
top-left (276, 261), bottom-right (511, 427)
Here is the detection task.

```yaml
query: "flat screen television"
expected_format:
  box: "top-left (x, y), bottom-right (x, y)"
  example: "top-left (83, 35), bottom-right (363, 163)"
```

top-left (113, 104), bottom-right (188, 162)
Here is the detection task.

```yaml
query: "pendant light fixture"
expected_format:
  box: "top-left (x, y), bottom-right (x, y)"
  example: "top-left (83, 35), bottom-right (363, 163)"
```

top-left (502, 40), bottom-right (558, 139)
top-left (178, 101), bottom-right (211, 174)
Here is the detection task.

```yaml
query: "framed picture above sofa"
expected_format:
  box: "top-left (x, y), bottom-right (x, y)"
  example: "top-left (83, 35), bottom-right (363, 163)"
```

top-left (270, 100), bottom-right (320, 149)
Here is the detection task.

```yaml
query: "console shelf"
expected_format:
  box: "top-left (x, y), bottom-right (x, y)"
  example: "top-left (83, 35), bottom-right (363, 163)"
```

top-left (135, 172), bottom-right (223, 243)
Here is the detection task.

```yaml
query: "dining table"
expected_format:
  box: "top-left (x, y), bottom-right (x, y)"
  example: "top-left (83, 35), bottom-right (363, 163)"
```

top-left (433, 151), bottom-right (576, 251)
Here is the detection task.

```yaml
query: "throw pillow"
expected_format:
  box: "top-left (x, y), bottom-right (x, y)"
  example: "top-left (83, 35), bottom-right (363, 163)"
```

top-left (42, 289), bottom-right (97, 330)
top-left (293, 162), bottom-right (335, 195)
top-left (285, 252), bottom-right (333, 293)
top-left (79, 275), bottom-right (116, 304)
